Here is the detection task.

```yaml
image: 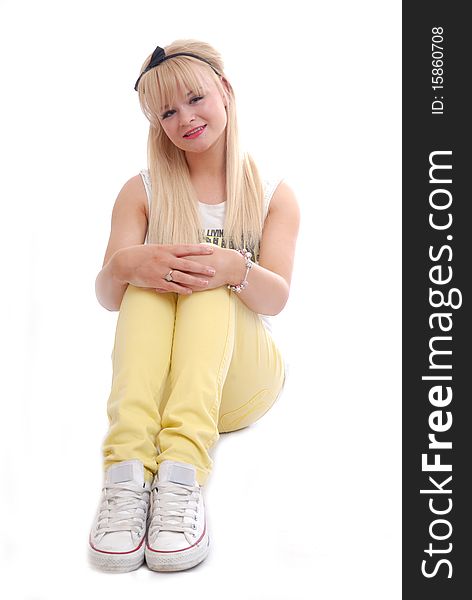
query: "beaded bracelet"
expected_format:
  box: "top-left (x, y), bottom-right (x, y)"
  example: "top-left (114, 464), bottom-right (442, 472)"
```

top-left (227, 249), bottom-right (253, 293)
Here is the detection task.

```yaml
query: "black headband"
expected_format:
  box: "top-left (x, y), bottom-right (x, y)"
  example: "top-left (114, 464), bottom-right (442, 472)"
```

top-left (134, 45), bottom-right (222, 91)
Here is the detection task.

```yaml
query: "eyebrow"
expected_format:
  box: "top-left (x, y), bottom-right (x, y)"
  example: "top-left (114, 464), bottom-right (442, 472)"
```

top-left (162, 91), bottom-right (195, 110)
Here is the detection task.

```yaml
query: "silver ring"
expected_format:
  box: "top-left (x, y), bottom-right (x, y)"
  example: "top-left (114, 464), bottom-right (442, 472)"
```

top-left (164, 270), bottom-right (174, 282)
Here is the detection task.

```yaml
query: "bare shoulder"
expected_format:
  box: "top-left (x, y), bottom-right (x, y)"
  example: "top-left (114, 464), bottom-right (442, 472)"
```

top-left (101, 173), bottom-right (149, 268)
top-left (258, 180), bottom-right (300, 285)
top-left (116, 173), bottom-right (148, 218)
top-left (266, 179), bottom-right (300, 227)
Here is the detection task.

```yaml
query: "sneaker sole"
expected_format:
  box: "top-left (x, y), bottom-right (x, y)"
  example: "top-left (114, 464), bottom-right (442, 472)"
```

top-left (145, 533), bottom-right (210, 572)
top-left (88, 540), bottom-right (145, 573)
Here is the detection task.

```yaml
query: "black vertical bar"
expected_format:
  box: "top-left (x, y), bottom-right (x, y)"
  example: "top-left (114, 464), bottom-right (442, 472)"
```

top-left (403, 2), bottom-right (472, 597)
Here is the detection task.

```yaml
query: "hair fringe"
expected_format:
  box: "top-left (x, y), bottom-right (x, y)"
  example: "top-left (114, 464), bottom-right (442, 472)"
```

top-left (137, 40), bottom-right (264, 259)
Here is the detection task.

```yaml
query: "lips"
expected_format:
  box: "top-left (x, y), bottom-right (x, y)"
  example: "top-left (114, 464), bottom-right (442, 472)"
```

top-left (183, 125), bottom-right (207, 138)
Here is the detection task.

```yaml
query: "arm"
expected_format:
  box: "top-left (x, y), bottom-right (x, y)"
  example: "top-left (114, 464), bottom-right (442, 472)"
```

top-left (95, 251), bottom-right (129, 312)
top-left (190, 181), bottom-right (300, 315)
top-left (232, 180), bottom-right (300, 315)
top-left (96, 175), bottom-right (216, 311)
top-left (95, 174), bottom-right (147, 311)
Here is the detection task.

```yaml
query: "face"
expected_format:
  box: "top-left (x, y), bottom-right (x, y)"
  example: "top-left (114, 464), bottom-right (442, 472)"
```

top-left (157, 69), bottom-right (229, 153)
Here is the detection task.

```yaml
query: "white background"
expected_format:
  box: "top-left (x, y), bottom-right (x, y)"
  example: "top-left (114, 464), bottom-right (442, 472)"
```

top-left (0, 1), bottom-right (401, 598)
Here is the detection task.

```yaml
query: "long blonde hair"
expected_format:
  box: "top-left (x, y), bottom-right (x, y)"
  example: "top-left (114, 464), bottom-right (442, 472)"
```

top-left (135, 39), bottom-right (264, 257)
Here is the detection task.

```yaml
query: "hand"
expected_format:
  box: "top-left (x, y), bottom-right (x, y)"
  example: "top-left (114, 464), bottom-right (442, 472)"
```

top-left (114, 244), bottom-right (217, 295)
top-left (183, 246), bottom-right (246, 291)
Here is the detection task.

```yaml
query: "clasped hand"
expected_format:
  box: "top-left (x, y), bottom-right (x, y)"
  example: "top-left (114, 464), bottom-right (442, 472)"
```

top-left (116, 243), bottom-right (241, 295)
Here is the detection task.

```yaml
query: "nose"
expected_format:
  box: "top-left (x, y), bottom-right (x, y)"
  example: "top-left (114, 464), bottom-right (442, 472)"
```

top-left (179, 106), bottom-right (195, 127)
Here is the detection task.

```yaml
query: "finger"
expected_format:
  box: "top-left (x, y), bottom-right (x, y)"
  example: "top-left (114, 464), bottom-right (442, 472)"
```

top-left (167, 269), bottom-right (209, 289)
top-left (172, 244), bottom-right (214, 257)
top-left (173, 257), bottom-right (216, 276)
top-left (157, 281), bottom-right (193, 295)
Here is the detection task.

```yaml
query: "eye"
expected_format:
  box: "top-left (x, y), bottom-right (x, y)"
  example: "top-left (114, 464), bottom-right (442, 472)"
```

top-left (190, 96), bottom-right (203, 103)
top-left (161, 109), bottom-right (175, 120)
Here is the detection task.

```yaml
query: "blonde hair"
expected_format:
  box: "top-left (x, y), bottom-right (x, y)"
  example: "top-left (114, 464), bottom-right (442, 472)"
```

top-left (136, 39), bottom-right (264, 258)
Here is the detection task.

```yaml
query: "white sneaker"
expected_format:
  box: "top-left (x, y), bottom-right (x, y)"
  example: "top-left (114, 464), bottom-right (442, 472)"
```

top-left (145, 460), bottom-right (210, 572)
top-left (88, 460), bottom-right (151, 573)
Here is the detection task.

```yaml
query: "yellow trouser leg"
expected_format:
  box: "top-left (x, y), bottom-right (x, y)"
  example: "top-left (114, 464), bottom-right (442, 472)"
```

top-left (102, 285), bottom-right (177, 483)
top-left (101, 283), bottom-right (286, 487)
top-left (157, 286), bottom-right (286, 486)
top-left (157, 286), bottom-right (236, 485)
top-left (217, 297), bottom-right (286, 435)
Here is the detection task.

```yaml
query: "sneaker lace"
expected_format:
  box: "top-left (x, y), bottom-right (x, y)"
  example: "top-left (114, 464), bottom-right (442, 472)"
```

top-left (149, 481), bottom-right (199, 537)
top-left (97, 482), bottom-right (148, 535)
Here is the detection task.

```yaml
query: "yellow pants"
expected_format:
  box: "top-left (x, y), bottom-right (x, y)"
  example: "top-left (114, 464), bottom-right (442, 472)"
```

top-left (102, 284), bottom-right (285, 486)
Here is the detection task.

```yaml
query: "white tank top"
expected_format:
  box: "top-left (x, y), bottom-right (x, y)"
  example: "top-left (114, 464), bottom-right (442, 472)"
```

top-left (139, 169), bottom-right (282, 334)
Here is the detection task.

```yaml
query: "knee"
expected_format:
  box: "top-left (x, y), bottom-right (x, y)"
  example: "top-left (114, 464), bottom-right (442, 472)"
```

top-left (184, 286), bottom-right (230, 300)
top-left (122, 285), bottom-right (176, 308)
top-left (177, 286), bottom-right (233, 310)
